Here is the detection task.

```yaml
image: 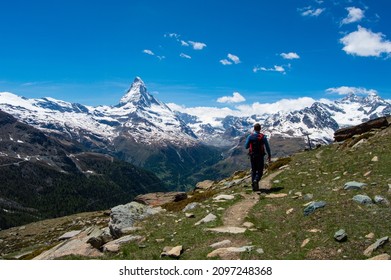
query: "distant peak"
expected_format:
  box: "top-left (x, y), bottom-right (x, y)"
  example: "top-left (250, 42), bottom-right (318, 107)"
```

top-left (118, 77), bottom-right (154, 107)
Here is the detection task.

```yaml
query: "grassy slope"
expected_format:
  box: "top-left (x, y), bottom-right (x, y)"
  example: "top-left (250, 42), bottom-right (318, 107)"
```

top-left (1, 127), bottom-right (390, 260)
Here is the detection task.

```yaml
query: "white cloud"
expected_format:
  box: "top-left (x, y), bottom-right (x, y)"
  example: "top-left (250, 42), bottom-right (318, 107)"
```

top-left (188, 41), bottom-right (207, 50)
top-left (300, 6), bottom-right (325, 17)
top-left (217, 92), bottom-right (246, 104)
top-left (236, 97), bottom-right (316, 115)
top-left (168, 97), bottom-right (317, 123)
top-left (164, 33), bottom-right (180, 39)
top-left (180, 53), bottom-right (192, 59)
top-left (220, 53), bottom-right (241, 65)
top-left (253, 65), bottom-right (286, 74)
top-left (326, 86), bottom-right (378, 96)
top-left (342, 7), bottom-right (365, 25)
top-left (143, 49), bottom-right (155, 56)
top-left (280, 52), bottom-right (300, 60)
top-left (220, 59), bottom-right (232, 65)
top-left (227, 53), bottom-right (241, 64)
top-left (340, 26), bottom-right (391, 57)
top-left (181, 40), bottom-right (189, 47)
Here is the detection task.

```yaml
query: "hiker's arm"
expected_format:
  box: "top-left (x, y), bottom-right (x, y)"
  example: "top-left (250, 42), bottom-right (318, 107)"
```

top-left (244, 135), bottom-right (250, 149)
top-left (264, 136), bottom-right (272, 161)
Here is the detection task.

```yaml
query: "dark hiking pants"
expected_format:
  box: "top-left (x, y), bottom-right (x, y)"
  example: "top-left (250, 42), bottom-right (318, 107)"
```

top-left (250, 155), bottom-right (265, 184)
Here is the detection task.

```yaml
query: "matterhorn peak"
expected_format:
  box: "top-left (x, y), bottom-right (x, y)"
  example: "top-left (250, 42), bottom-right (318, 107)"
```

top-left (119, 77), bottom-right (154, 107)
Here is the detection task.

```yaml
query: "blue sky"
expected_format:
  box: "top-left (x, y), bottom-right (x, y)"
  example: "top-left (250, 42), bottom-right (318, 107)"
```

top-left (0, 0), bottom-right (390, 108)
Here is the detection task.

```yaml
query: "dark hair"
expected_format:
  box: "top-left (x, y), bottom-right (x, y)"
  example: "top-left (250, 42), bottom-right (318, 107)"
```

top-left (254, 123), bottom-right (261, 132)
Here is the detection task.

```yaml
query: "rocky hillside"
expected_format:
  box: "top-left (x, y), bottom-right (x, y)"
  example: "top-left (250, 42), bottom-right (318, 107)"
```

top-left (1, 117), bottom-right (390, 260)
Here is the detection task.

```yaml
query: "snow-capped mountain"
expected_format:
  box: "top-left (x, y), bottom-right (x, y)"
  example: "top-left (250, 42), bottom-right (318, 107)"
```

top-left (0, 77), bottom-right (197, 150)
top-left (2, 77), bottom-right (390, 150)
top-left (174, 92), bottom-right (391, 146)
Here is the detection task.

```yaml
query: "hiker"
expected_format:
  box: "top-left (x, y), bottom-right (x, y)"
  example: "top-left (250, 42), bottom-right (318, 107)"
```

top-left (245, 123), bottom-right (271, 191)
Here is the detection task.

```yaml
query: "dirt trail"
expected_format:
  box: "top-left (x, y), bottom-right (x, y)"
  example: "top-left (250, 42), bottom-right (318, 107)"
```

top-left (222, 170), bottom-right (284, 227)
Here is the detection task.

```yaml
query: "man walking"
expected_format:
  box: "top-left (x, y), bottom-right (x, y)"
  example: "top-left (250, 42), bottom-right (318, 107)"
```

top-left (245, 123), bottom-right (271, 191)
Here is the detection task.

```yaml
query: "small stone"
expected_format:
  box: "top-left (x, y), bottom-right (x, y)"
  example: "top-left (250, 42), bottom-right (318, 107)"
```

top-left (213, 194), bottom-right (235, 201)
top-left (334, 229), bottom-right (348, 242)
top-left (368, 254), bottom-right (390, 260)
top-left (344, 181), bottom-right (366, 190)
top-left (332, 176), bottom-right (341, 181)
top-left (286, 208), bottom-right (294, 215)
top-left (195, 213), bottom-right (217, 226)
top-left (363, 236), bottom-right (389, 257)
top-left (156, 239), bottom-right (165, 243)
top-left (242, 222), bottom-right (254, 228)
top-left (303, 201), bottom-right (326, 216)
top-left (303, 194), bottom-right (314, 200)
top-left (301, 238), bottom-right (310, 248)
top-left (182, 202), bottom-right (200, 212)
top-left (185, 213), bottom-right (195, 218)
top-left (265, 193), bottom-right (288, 198)
top-left (256, 248), bottom-right (265, 254)
top-left (353, 195), bottom-right (373, 205)
top-left (371, 156), bottom-right (378, 162)
top-left (374, 195), bottom-right (390, 205)
top-left (364, 171), bottom-right (372, 177)
top-left (161, 245), bottom-right (183, 258)
top-left (365, 233), bottom-right (375, 239)
top-left (210, 240), bottom-right (232, 248)
top-left (307, 229), bottom-right (322, 233)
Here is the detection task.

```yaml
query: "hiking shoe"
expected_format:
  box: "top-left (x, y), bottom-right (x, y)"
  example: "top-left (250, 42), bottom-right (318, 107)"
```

top-left (252, 180), bottom-right (259, 192)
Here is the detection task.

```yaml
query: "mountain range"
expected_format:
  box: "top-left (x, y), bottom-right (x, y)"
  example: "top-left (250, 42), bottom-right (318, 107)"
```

top-left (1, 77), bottom-right (391, 186)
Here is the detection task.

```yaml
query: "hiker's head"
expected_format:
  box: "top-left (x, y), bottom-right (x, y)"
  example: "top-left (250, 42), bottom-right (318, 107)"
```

top-left (254, 123), bottom-right (261, 132)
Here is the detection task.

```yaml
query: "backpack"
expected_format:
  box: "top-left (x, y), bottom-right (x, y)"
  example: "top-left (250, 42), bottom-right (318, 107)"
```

top-left (248, 133), bottom-right (265, 158)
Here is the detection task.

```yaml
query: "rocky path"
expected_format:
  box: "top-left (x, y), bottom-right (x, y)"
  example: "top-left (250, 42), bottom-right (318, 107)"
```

top-left (210, 170), bottom-right (284, 232)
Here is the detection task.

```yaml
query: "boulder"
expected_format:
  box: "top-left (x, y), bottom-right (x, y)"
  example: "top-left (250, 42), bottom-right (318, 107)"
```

top-left (134, 192), bottom-right (187, 207)
top-left (34, 227), bottom-right (103, 260)
top-left (182, 202), bottom-right (200, 212)
top-left (195, 180), bottom-right (215, 190)
top-left (109, 202), bottom-right (163, 238)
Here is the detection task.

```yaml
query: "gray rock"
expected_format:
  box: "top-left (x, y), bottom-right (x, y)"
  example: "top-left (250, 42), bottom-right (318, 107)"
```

top-left (58, 230), bottom-right (81, 241)
top-left (195, 213), bottom-right (217, 226)
top-left (303, 193), bottom-right (314, 200)
top-left (103, 235), bottom-right (144, 253)
top-left (374, 195), bottom-right (390, 205)
top-left (364, 236), bottom-right (389, 257)
top-left (344, 181), bottom-right (367, 190)
top-left (182, 202), bottom-right (200, 212)
top-left (334, 229), bottom-right (348, 242)
top-left (303, 201), bottom-right (326, 216)
top-left (109, 202), bottom-right (162, 238)
top-left (353, 195), bottom-right (373, 205)
top-left (213, 194), bottom-right (235, 201)
top-left (210, 240), bottom-right (232, 248)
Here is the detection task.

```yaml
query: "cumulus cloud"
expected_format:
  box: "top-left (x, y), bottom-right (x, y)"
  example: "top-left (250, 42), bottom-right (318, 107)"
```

top-left (236, 97), bottom-right (316, 115)
top-left (217, 92), bottom-right (246, 104)
top-left (340, 26), bottom-right (391, 57)
top-left (280, 52), bottom-right (300, 60)
top-left (188, 41), bottom-right (207, 50)
top-left (220, 53), bottom-right (241, 65)
top-left (220, 59), bottom-right (232, 65)
top-left (180, 53), bottom-right (192, 59)
top-left (253, 65), bottom-right (286, 74)
top-left (300, 6), bottom-right (325, 17)
top-left (326, 86), bottom-right (378, 96)
top-left (143, 49), bottom-right (155, 56)
top-left (341, 7), bottom-right (365, 25)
